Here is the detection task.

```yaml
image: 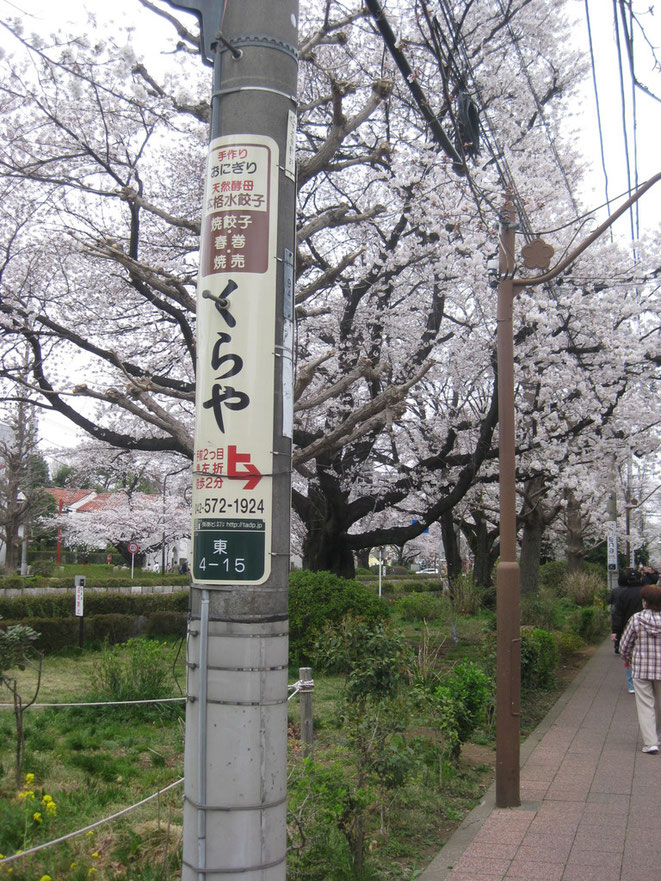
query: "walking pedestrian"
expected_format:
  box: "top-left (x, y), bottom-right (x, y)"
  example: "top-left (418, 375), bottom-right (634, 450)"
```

top-left (610, 568), bottom-right (644, 692)
top-left (619, 584), bottom-right (661, 754)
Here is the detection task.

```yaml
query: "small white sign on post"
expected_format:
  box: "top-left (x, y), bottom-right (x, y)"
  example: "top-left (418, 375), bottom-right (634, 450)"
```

top-left (607, 521), bottom-right (618, 572)
top-left (75, 585), bottom-right (84, 617)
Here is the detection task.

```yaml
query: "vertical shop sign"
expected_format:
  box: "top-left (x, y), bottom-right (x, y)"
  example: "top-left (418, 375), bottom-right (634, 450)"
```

top-left (192, 135), bottom-right (278, 585)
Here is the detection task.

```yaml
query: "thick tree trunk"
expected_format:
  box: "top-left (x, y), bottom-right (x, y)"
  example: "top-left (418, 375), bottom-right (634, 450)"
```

top-left (300, 485), bottom-right (355, 577)
top-left (566, 491), bottom-right (585, 573)
top-left (355, 548), bottom-right (371, 570)
top-left (471, 518), bottom-right (494, 589)
top-left (519, 511), bottom-right (544, 595)
top-left (441, 510), bottom-right (462, 581)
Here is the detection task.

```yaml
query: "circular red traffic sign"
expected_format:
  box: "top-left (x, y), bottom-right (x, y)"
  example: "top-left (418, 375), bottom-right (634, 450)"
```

top-left (128, 542), bottom-right (139, 554)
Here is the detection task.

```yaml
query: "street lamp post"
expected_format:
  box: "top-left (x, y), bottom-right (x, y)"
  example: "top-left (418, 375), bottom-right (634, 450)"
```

top-left (494, 172), bottom-right (661, 809)
top-left (495, 201), bottom-right (520, 808)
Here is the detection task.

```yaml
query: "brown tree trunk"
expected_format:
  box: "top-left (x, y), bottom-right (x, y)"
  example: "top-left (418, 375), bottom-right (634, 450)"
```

top-left (441, 510), bottom-right (462, 581)
top-left (566, 490), bottom-right (585, 573)
top-left (519, 510), bottom-right (544, 595)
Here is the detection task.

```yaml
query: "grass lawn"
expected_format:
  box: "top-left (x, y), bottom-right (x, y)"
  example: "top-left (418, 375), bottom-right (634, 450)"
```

top-left (0, 617), bottom-right (598, 880)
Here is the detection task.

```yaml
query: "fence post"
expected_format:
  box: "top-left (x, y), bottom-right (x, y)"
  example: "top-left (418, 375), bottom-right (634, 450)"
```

top-left (298, 666), bottom-right (314, 758)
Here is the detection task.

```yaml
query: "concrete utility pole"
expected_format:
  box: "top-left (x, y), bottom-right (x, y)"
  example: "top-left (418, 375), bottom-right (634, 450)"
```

top-left (494, 171), bottom-right (661, 809)
top-left (163, 2), bottom-right (298, 878)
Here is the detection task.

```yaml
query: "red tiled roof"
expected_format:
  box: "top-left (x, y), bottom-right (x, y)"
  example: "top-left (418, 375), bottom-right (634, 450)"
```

top-left (44, 487), bottom-right (96, 508)
top-left (76, 493), bottom-right (124, 513)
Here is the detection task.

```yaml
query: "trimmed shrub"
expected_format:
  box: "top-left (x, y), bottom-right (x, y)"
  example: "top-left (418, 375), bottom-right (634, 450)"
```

top-left (396, 579), bottom-right (442, 594)
top-left (0, 590), bottom-right (189, 621)
top-left (0, 617), bottom-right (79, 653)
top-left (289, 570), bottom-right (389, 665)
top-left (520, 627), bottom-right (558, 690)
top-left (146, 611), bottom-right (188, 637)
top-left (86, 614), bottom-right (136, 645)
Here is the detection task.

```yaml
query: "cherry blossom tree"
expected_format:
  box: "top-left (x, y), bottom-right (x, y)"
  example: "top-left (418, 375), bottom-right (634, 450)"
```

top-left (0, 0), bottom-right (658, 580)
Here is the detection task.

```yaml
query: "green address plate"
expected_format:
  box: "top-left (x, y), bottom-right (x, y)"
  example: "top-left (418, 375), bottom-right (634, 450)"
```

top-left (193, 518), bottom-right (265, 582)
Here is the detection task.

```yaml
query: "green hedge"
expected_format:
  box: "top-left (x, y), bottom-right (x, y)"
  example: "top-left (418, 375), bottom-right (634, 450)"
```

top-left (146, 611), bottom-right (188, 638)
top-left (0, 611), bottom-right (188, 654)
top-left (0, 574), bottom-right (189, 591)
top-left (0, 590), bottom-right (189, 620)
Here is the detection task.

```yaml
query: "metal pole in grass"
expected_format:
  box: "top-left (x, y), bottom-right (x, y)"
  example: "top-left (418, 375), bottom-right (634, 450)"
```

top-left (159, 2), bottom-right (298, 878)
top-left (298, 667), bottom-right (314, 759)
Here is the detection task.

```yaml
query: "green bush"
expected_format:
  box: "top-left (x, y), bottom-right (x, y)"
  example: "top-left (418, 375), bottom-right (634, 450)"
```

top-left (555, 630), bottom-right (585, 660)
top-left (29, 560), bottom-right (56, 577)
top-left (88, 638), bottom-right (175, 701)
top-left (354, 567), bottom-right (372, 577)
top-left (441, 661), bottom-right (490, 752)
top-left (539, 560), bottom-right (568, 593)
top-left (395, 592), bottom-right (448, 622)
top-left (314, 617), bottom-right (411, 697)
top-left (520, 589), bottom-right (563, 630)
top-left (569, 605), bottom-right (609, 643)
top-left (520, 627), bottom-right (558, 690)
top-left (450, 574), bottom-right (485, 615)
top-left (289, 570), bottom-right (389, 665)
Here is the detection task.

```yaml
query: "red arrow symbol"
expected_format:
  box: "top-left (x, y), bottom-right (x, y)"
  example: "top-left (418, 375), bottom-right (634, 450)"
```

top-left (227, 445), bottom-right (262, 490)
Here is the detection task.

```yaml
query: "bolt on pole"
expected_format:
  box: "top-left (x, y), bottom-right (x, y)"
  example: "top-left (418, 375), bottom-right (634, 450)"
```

top-left (165, 2), bottom-right (298, 879)
top-left (495, 200), bottom-right (521, 809)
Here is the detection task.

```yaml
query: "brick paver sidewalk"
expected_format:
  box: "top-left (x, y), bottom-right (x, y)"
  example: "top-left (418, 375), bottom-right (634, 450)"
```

top-left (421, 638), bottom-right (661, 881)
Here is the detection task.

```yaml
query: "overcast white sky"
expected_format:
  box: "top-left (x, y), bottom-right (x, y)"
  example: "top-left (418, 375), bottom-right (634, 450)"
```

top-left (1, 0), bottom-right (659, 454)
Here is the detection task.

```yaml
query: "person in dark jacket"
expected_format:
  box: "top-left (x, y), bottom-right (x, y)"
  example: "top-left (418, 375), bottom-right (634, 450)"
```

top-left (610, 568), bottom-right (644, 692)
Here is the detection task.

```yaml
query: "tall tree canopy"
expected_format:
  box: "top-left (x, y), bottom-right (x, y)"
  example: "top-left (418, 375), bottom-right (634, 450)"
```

top-left (0, 0), bottom-right (658, 576)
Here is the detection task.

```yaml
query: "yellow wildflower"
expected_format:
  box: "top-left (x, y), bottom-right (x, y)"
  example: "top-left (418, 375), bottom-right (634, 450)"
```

top-left (25, 773), bottom-right (34, 785)
top-left (88, 868), bottom-right (97, 876)
top-left (33, 811), bottom-right (42, 824)
top-left (70, 862), bottom-right (77, 870)
top-left (91, 851), bottom-right (99, 859)
top-left (39, 875), bottom-right (52, 881)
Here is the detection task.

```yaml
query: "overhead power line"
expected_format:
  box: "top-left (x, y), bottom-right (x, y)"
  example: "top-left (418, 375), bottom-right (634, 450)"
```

top-left (364, 0), bottom-right (466, 170)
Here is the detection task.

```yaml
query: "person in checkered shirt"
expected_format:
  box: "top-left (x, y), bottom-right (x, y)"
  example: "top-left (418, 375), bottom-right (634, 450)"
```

top-left (620, 584), bottom-right (661, 754)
